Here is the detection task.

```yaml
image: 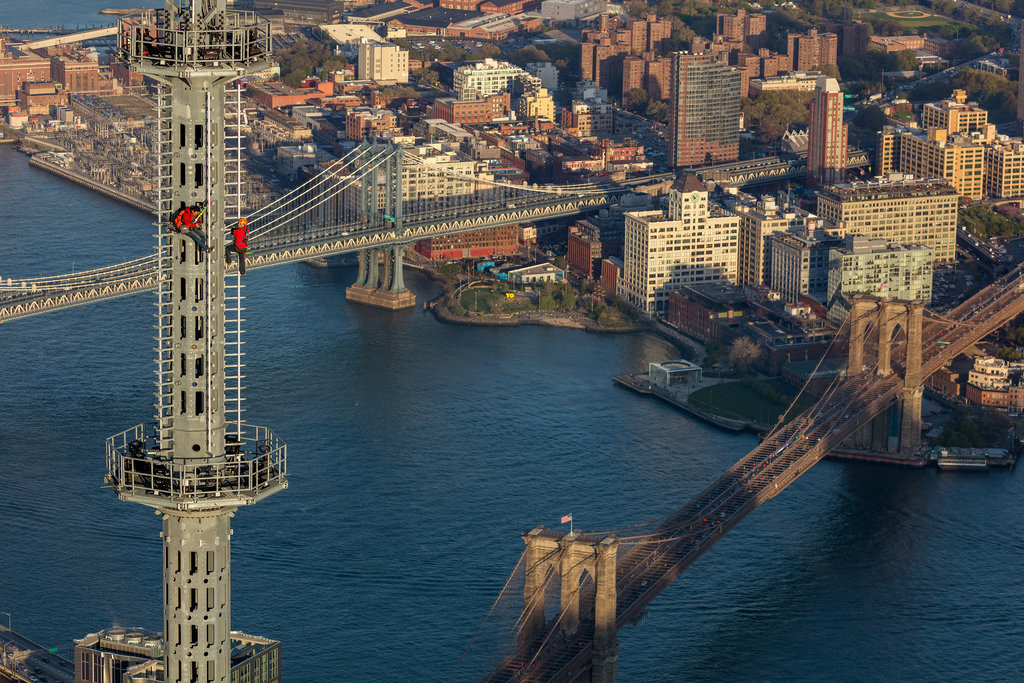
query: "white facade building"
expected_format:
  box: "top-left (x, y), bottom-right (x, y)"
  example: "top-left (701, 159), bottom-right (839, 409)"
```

top-left (525, 62), bottom-right (558, 92)
top-left (619, 178), bottom-right (739, 313)
top-left (540, 0), bottom-right (608, 21)
top-left (453, 59), bottom-right (528, 100)
top-left (357, 39), bottom-right (409, 83)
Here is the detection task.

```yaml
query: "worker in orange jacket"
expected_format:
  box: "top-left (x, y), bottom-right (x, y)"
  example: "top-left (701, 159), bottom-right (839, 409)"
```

top-left (226, 217), bottom-right (248, 275)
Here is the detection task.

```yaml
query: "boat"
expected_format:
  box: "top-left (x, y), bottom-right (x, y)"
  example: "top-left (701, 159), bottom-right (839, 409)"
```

top-left (937, 456), bottom-right (989, 471)
top-left (303, 257), bottom-right (329, 268)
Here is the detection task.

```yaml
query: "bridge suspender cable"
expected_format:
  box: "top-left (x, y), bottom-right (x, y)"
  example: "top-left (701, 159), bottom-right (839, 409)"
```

top-left (248, 148), bottom-right (394, 240)
top-left (446, 550), bottom-right (526, 683)
top-left (0, 146), bottom-right (372, 289)
top-left (238, 144), bottom-right (371, 224)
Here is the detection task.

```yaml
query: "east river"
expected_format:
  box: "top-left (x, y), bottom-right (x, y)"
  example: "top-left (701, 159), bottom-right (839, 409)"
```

top-left (3, 23), bottom-right (1024, 679)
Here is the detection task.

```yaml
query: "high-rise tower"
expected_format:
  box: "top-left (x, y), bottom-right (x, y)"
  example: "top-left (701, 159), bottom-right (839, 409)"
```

top-left (106, 4), bottom-right (287, 682)
top-left (667, 52), bottom-right (741, 168)
top-left (807, 75), bottom-right (847, 189)
top-left (1018, 30), bottom-right (1024, 129)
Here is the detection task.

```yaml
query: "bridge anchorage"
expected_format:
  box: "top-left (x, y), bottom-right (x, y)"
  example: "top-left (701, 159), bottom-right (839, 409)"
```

top-left (104, 4), bottom-right (285, 683)
top-left (843, 296), bottom-right (925, 458)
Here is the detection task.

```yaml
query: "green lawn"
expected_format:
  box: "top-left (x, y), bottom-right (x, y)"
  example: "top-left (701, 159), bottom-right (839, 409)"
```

top-left (459, 287), bottom-right (532, 314)
top-left (857, 10), bottom-right (964, 31)
top-left (688, 379), bottom-right (811, 426)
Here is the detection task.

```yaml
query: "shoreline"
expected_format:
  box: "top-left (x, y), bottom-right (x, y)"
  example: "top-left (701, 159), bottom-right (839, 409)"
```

top-left (27, 154), bottom-right (156, 214)
top-left (404, 261), bottom-right (693, 355)
top-left (428, 295), bottom-right (649, 334)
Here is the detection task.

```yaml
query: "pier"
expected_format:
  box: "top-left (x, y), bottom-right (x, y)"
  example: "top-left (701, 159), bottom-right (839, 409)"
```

top-left (613, 373), bottom-right (762, 433)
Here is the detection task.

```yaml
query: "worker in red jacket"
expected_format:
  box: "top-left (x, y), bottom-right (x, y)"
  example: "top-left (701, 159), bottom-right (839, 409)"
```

top-left (226, 217), bottom-right (248, 275)
top-left (171, 203), bottom-right (209, 252)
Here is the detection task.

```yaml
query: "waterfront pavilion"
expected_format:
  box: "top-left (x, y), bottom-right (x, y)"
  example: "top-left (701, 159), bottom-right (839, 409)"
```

top-left (648, 359), bottom-right (702, 388)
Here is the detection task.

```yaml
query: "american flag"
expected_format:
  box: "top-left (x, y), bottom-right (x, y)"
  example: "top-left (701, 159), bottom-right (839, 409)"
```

top-left (561, 513), bottom-right (573, 524)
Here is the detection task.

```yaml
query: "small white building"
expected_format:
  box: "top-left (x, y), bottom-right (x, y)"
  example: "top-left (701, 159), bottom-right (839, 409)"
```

top-left (276, 143), bottom-right (334, 178)
top-left (525, 62), bottom-right (558, 92)
top-left (453, 59), bottom-right (528, 101)
top-left (508, 262), bottom-right (565, 283)
top-left (648, 359), bottom-right (702, 388)
top-left (540, 0), bottom-right (608, 21)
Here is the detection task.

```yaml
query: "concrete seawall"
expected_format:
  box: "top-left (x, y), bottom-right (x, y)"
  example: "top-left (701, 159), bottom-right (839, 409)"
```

top-left (429, 296), bottom-right (646, 333)
top-left (28, 155), bottom-right (156, 214)
top-left (613, 373), bottom-right (769, 433)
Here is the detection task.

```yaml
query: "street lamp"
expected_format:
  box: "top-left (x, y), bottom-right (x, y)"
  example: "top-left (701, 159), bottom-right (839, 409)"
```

top-left (2, 642), bottom-right (15, 674)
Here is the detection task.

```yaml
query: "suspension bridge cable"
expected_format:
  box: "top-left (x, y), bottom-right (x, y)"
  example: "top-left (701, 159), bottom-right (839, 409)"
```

top-left (248, 148), bottom-right (384, 236)
top-left (0, 264), bottom-right (159, 293)
top-left (759, 313), bottom-right (852, 442)
top-left (1, 254), bottom-right (158, 286)
top-left (516, 576), bottom-right (589, 679)
top-left (488, 563), bottom-right (557, 670)
top-left (446, 549), bottom-right (527, 683)
top-left (249, 148), bottom-right (393, 240)
top-left (236, 144), bottom-right (372, 225)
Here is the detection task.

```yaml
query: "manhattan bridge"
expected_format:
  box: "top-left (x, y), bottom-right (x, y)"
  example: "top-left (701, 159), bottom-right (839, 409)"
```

top-left (4, 4), bottom-right (1024, 681)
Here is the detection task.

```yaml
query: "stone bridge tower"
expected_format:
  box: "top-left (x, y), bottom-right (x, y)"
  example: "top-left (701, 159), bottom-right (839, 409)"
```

top-left (521, 527), bottom-right (620, 683)
top-left (845, 296), bottom-right (925, 456)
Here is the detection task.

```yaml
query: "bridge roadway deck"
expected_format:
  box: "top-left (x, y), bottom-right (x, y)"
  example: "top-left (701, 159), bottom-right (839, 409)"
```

top-left (486, 267), bottom-right (1024, 682)
top-left (694, 149), bottom-right (870, 188)
top-left (0, 191), bottom-right (613, 323)
top-left (0, 627), bottom-right (72, 683)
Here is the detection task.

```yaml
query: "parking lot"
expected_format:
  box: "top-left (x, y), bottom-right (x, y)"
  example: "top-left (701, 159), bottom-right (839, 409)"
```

top-left (932, 262), bottom-right (973, 308)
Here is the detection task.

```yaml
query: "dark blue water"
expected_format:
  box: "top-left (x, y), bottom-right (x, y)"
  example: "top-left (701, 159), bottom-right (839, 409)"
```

top-left (2, 24), bottom-right (1024, 680)
top-left (0, 0), bottom-right (159, 29)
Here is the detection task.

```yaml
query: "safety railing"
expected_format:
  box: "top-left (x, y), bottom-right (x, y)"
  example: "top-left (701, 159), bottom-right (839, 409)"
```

top-left (117, 10), bottom-right (270, 70)
top-left (106, 422), bottom-right (287, 510)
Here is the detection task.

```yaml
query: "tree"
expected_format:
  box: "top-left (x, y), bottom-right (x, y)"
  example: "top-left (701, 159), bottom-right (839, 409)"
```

top-left (820, 63), bottom-right (841, 79)
top-left (508, 45), bottom-right (550, 66)
top-left (411, 67), bottom-right (439, 87)
top-left (742, 90), bottom-right (815, 143)
top-left (854, 105), bottom-right (888, 133)
top-left (626, 88), bottom-right (649, 112)
top-left (440, 43), bottom-right (469, 61)
top-left (474, 44), bottom-right (501, 59)
top-left (952, 67), bottom-right (1018, 124)
top-left (625, 0), bottom-right (647, 16)
top-left (909, 80), bottom-right (953, 103)
top-left (539, 294), bottom-right (557, 311)
top-left (729, 337), bottom-right (762, 375)
top-left (895, 49), bottom-right (918, 72)
top-left (959, 34), bottom-right (989, 60)
top-left (645, 100), bottom-right (669, 123)
top-left (562, 290), bottom-right (577, 311)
